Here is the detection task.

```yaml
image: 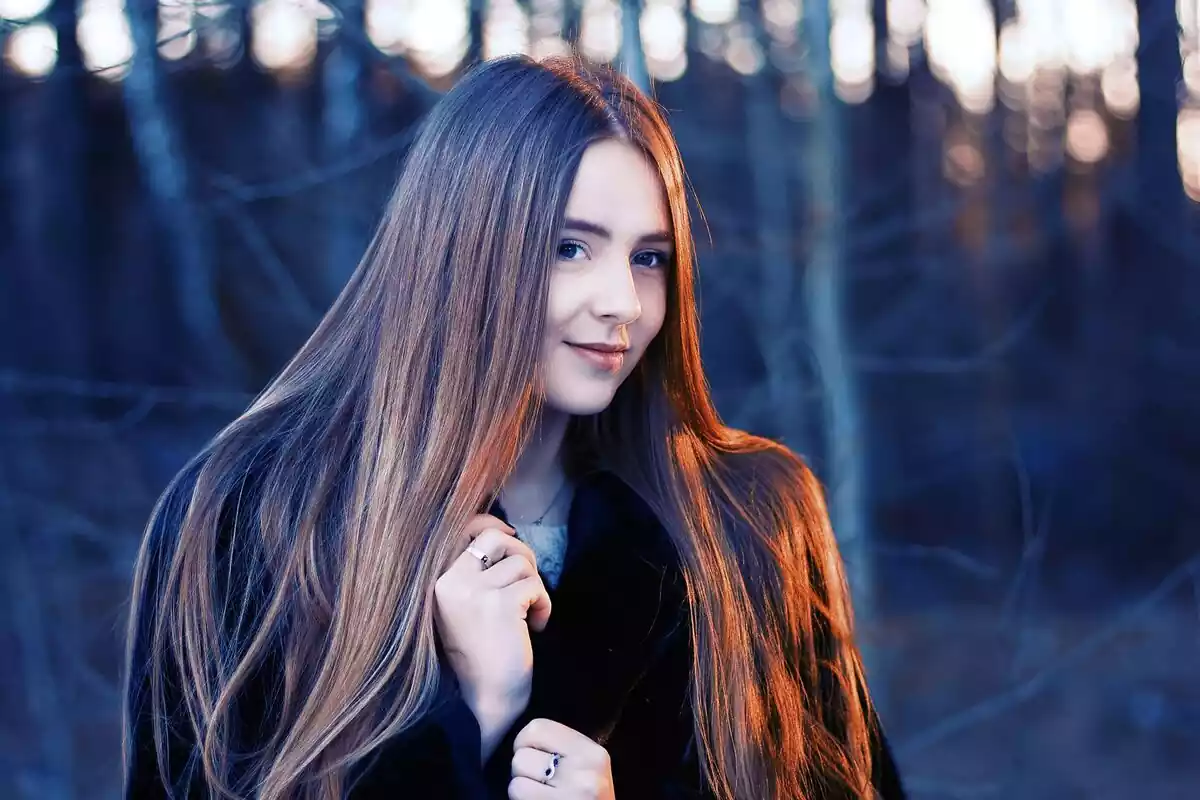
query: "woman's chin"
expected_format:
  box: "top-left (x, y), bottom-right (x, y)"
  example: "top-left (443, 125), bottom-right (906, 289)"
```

top-left (543, 382), bottom-right (621, 417)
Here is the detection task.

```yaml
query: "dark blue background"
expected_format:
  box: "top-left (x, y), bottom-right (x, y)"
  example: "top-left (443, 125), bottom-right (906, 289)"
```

top-left (1, 2), bottom-right (1197, 798)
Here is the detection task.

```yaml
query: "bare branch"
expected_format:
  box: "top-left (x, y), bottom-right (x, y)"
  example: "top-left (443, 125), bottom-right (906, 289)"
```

top-left (854, 290), bottom-right (1052, 375)
top-left (205, 123), bottom-right (423, 204)
top-left (207, 186), bottom-right (323, 323)
top-left (0, 371), bottom-right (253, 409)
top-left (999, 444), bottom-right (1054, 632)
top-left (1, 462), bottom-right (74, 796)
top-left (898, 777), bottom-right (1003, 799)
top-left (895, 554), bottom-right (1200, 758)
top-left (869, 544), bottom-right (1002, 582)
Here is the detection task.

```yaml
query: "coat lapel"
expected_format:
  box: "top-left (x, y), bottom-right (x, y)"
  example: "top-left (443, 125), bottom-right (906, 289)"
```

top-left (485, 469), bottom-right (688, 745)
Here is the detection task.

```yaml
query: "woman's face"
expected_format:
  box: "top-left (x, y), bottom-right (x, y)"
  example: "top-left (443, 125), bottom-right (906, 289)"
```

top-left (539, 139), bottom-right (672, 416)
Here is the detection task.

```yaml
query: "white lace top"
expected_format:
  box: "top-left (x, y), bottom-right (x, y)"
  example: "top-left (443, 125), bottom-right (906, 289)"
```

top-left (512, 522), bottom-right (569, 589)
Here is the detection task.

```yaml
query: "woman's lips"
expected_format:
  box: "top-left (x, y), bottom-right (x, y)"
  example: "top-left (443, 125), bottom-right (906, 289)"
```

top-left (567, 343), bottom-right (625, 373)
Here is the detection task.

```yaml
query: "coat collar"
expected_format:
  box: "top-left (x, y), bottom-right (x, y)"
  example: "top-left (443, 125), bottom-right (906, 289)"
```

top-left (485, 467), bottom-right (674, 590)
top-left (482, 468), bottom-right (689, 744)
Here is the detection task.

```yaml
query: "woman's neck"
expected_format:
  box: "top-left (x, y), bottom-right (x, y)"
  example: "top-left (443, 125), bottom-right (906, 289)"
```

top-left (501, 409), bottom-right (571, 525)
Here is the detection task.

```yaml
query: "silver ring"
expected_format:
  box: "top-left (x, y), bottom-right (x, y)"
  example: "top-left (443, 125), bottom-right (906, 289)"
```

top-left (541, 752), bottom-right (560, 783)
top-left (465, 544), bottom-right (490, 568)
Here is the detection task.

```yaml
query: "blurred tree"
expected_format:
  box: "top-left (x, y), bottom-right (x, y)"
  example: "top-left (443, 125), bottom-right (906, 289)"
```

top-left (468, 0), bottom-right (487, 66)
top-left (620, 0), bottom-right (649, 92)
top-left (562, 0), bottom-right (583, 46)
top-left (123, 0), bottom-right (243, 383)
top-left (322, 0), bottom-right (369, 299)
top-left (740, 0), bottom-right (807, 450)
top-left (45, 0), bottom-right (91, 380)
top-left (799, 0), bottom-right (875, 636)
top-left (3, 4), bottom-right (1199, 796)
top-left (1135, 0), bottom-right (1185, 237)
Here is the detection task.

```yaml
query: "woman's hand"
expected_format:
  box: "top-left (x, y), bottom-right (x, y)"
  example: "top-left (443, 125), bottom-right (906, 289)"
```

top-left (508, 718), bottom-right (616, 799)
top-left (434, 514), bottom-right (552, 760)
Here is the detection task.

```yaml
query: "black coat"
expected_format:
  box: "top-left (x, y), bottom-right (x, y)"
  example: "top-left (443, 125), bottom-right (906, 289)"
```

top-left (126, 465), bottom-right (906, 799)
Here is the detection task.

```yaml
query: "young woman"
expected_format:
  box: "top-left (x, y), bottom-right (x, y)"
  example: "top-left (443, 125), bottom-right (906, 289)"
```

top-left (123, 55), bottom-right (906, 800)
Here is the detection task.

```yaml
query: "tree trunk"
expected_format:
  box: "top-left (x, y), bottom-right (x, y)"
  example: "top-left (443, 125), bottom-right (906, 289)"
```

top-left (35, 0), bottom-right (92, 381)
top-left (799, 0), bottom-right (876, 664)
top-left (619, 0), bottom-right (649, 92)
top-left (562, 0), bottom-right (583, 47)
top-left (467, 0), bottom-right (487, 66)
top-left (123, 0), bottom-right (242, 383)
top-left (323, 0), bottom-right (368, 301)
top-left (741, 0), bottom-right (807, 450)
top-left (1135, 0), bottom-right (1185, 235)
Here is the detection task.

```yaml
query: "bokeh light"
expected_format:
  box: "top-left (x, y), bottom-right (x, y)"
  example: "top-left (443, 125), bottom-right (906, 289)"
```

top-left (643, 0), bottom-right (687, 81)
top-left (406, 0), bottom-right (468, 77)
top-left (1063, 0), bottom-right (1138, 76)
top-left (925, 0), bottom-right (996, 114)
top-left (725, 22), bottom-right (764, 76)
top-left (4, 20), bottom-right (57, 77)
top-left (1179, 108), bottom-right (1200, 201)
top-left (1184, 52), bottom-right (1200, 99)
top-left (0, 0), bottom-right (1193, 205)
top-left (692, 0), bottom-right (737, 27)
top-left (887, 0), bottom-right (926, 49)
top-left (78, 0), bottom-right (133, 81)
top-left (366, 0), bottom-right (408, 56)
top-left (1066, 109), bottom-right (1111, 164)
top-left (0, 0), bottom-right (50, 21)
top-left (250, 0), bottom-right (318, 74)
top-left (485, 0), bottom-right (530, 59)
top-left (831, 6), bottom-right (874, 104)
top-left (158, 2), bottom-right (197, 62)
top-left (762, 0), bottom-right (800, 42)
top-left (944, 140), bottom-right (986, 187)
top-left (580, 0), bottom-right (620, 63)
top-left (999, 20), bottom-right (1035, 86)
top-left (1101, 57), bottom-right (1140, 119)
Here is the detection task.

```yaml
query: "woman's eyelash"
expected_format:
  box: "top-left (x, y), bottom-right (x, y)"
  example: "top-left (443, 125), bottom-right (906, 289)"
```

top-left (633, 249), bottom-right (670, 268)
top-left (555, 240), bottom-right (671, 268)
top-left (557, 240), bottom-right (588, 259)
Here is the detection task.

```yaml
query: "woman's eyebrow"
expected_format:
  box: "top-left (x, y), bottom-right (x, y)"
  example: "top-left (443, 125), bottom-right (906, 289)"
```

top-left (562, 217), bottom-right (673, 246)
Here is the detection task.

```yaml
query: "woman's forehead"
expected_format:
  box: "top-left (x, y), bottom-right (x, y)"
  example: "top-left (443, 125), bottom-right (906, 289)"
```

top-left (563, 141), bottom-right (671, 239)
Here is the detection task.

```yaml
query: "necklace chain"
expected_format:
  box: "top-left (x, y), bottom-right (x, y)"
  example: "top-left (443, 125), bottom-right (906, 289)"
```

top-left (505, 475), bottom-right (571, 526)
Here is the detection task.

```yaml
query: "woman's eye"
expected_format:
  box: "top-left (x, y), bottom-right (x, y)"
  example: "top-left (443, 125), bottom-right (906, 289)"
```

top-left (557, 241), bottom-right (587, 261)
top-left (632, 249), bottom-right (670, 269)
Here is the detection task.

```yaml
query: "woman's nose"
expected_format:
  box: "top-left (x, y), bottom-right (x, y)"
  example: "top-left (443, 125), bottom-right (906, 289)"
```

top-left (590, 259), bottom-right (643, 324)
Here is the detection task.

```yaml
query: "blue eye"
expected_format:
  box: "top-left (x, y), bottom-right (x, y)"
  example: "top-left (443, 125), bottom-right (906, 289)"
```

top-left (632, 249), bottom-right (670, 269)
top-left (557, 240), bottom-right (587, 261)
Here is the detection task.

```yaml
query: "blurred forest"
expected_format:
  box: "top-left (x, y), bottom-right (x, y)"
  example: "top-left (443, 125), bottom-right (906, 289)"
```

top-left (1, 0), bottom-right (1198, 798)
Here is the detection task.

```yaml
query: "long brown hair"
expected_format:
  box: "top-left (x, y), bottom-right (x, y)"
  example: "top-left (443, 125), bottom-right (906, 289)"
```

top-left (123, 55), bottom-right (876, 799)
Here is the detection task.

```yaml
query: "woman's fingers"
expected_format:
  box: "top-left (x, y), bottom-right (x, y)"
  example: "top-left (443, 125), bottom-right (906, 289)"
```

top-left (465, 513), bottom-right (514, 539)
top-left (500, 575), bottom-right (552, 632)
top-left (509, 720), bottom-right (615, 800)
top-left (513, 718), bottom-right (603, 761)
top-left (507, 776), bottom-right (554, 799)
top-left (449, 531), bottom-right (508, 575)
top-left (512, 746), bottom-right (560, 781)
top-left (448, 526), bottom-right (538, 578)
top-left (479, 549), bottom-right (539, 588)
